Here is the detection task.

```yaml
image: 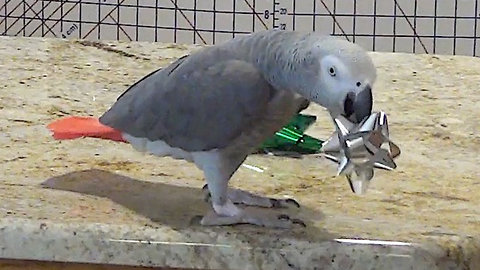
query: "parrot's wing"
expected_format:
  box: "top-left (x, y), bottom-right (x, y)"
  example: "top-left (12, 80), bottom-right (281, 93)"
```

top-left (99, 49), bottom-right (276, 152)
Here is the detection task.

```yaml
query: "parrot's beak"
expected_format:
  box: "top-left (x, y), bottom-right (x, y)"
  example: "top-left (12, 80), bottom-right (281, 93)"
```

top-left (343, 85), bottom-right (373, 124)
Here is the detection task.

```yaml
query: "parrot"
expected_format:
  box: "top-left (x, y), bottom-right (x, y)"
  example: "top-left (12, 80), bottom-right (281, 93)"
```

top-left (48, 29), bottom-right (376, 228)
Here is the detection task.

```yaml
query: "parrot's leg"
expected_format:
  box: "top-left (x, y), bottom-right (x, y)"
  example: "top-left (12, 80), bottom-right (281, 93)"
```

top-left (195, 152), bottom-right (304, 228)
top-left (202, 184), bottom-right (300, 208)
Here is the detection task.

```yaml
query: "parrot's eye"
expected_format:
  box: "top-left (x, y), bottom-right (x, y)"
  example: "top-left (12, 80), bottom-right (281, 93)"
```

top-left (329, 67), bottom-right (336, 77)
top-left (356, 82), bottom-right (362, 87)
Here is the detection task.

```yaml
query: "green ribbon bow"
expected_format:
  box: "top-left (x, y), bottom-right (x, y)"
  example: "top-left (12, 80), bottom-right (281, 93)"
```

top-left (258, 114), bottom-right (324, 154)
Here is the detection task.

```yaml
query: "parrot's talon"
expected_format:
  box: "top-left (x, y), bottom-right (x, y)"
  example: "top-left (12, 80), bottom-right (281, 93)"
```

top-left (202, 184), bottom-right (212, 202)
top-left (286, 198), bottom-right (300, 208)
top-left (278, 214), bottom-right (290, 221)
top-left (270, 198), bottom-right (281, 208)
top-left (269, 198), bottom-right (300, 208)
top-left (292, 219), bottom-right (307, 227)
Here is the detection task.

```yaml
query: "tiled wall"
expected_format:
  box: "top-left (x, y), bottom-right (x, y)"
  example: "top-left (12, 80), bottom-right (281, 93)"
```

top-left (1, 0), bottom-right (478, 56)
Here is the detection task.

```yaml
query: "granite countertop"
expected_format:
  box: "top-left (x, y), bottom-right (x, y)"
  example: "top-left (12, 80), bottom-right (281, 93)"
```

top-left (0, 36), bottom-right (479, 270)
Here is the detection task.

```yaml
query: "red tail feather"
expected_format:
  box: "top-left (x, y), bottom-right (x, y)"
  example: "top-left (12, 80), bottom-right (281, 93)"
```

top-left (47, 116), bottom-right (127, 143)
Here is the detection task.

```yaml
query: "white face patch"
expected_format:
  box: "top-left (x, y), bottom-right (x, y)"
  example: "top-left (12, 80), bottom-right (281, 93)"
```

top-left (313, 52), bottom-right (375, 120)
top-left (316, 55), bottom-right (354, 112)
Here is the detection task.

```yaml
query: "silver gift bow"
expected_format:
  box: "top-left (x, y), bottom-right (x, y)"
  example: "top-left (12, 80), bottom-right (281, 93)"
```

top-left (321, 111), bottom-right (401, 194)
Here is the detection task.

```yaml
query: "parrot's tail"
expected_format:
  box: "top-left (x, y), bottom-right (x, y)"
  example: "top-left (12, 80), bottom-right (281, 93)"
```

top-left (47, 116), bottom-right (127, 143)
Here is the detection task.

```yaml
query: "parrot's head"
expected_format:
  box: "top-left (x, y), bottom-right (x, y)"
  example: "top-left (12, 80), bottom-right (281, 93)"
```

top-left (309, 37), bottom-right (377, 124)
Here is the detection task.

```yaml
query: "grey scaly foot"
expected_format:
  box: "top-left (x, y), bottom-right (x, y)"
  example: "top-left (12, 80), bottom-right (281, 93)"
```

top-left (202, 184), bottom-right (300, 208)
top-left (199, 200), bottom-right (306, 228)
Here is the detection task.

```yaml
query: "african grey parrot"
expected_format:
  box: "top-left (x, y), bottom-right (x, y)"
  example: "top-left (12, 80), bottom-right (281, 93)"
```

top-left (48, 29), bottom-right (376, 228)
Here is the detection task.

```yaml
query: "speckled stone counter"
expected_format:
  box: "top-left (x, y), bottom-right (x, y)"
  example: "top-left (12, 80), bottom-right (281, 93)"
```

top-left (0, 36), bottom-right (479, 270)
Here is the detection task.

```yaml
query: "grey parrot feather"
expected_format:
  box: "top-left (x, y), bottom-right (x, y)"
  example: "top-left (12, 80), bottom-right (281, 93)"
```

top-left (99, 48), bottom-right (278, 151)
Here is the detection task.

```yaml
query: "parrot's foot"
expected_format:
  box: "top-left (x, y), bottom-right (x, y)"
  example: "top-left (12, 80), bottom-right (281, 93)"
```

top-left (199, 201), bottom-right (306, 228)
top-left (202, 184), bottom-right (300, 208)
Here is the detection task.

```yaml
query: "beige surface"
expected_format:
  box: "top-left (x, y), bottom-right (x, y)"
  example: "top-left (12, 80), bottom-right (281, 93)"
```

top-left (0, 36), bottom-right (479, 269)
